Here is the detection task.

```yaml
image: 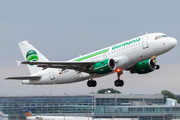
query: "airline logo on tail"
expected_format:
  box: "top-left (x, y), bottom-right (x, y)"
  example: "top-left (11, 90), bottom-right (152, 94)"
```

top-left (26, 50), bottom-right (38, 65)
top-left (22, 109), bottom-right (34, 117)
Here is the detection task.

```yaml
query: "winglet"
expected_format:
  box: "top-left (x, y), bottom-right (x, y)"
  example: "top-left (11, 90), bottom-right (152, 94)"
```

top-left (16, 61), bottom-right (21, 66)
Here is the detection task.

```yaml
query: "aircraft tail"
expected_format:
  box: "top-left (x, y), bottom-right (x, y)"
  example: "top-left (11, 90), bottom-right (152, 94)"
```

top-left (22, 109), bottom-right (34, 117)
top-left (18, 41), bottom-right (49, 75)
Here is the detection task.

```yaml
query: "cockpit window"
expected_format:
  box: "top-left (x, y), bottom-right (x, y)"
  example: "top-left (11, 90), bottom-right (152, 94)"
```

top-left (162, 35), bottom-right (168, 37)
top-left (155, 35), bottom-right (168, 40)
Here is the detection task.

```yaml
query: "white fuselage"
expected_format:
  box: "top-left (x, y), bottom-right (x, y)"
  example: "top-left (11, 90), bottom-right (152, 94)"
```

top-left (22, 33), bottom-right (177, 85)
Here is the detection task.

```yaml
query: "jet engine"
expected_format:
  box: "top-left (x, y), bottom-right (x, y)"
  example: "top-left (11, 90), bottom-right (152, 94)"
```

top-left (130, 59), bottom-right (160, 74)
top-left (93, 59), bottom-right (116, 74)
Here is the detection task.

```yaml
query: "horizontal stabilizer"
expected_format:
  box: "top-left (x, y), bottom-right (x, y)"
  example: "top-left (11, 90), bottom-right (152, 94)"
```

top-left (6, 76), bottom-right (41, 80)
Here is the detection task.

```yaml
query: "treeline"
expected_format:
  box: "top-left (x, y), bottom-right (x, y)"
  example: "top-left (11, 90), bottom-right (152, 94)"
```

top-left (161, 90), bottom-right (180, 103)
top-left (97, 88), bottom-right (121, 94)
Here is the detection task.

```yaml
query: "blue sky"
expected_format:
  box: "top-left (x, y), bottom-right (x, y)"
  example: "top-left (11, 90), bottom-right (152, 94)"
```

top-left (0, 1), bottom-right (180, 96)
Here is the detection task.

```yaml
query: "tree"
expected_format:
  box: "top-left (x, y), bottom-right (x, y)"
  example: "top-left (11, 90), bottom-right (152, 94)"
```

top-left (161, 90), bottom-right (176, 103)
top-left (97, 88), bottom-right (121, 94)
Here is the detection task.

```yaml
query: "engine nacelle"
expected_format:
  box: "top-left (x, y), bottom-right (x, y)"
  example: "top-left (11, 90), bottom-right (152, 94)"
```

top-left (130, 59), bottom-right (159, 74)
top-left (113, 55), bottom-right (130, 69)
top-left (94, 59), bottom-right (116, 74)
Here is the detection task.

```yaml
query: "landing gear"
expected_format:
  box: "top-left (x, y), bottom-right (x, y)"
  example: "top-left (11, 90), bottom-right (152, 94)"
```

top-left (87, 79), bottom-right (97, 87)
top-left (114, 79), bottom-right (124, 87)
top-left (152, 56), bottom-right (160, 70)
top-left (114, 70), bottom-right (124, 87)
top-left (87, 70), bottom-right (124, 87)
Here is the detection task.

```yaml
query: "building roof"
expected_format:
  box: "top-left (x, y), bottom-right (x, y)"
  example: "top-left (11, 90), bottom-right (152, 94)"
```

top-left (95, 94), bottom-right (163, 99)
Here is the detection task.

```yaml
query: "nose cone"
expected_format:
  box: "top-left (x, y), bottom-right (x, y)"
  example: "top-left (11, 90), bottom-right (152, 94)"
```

top-left (170, 37), bottom-right (177, 47)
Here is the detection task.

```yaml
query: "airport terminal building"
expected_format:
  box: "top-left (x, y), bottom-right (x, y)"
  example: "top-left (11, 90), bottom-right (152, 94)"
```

top-left (0, 94), bottom-right (180, 120)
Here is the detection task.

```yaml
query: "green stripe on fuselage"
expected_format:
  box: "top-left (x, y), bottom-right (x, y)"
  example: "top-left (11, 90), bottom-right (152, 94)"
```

top-left (74, 48), bottom-right (109, 61)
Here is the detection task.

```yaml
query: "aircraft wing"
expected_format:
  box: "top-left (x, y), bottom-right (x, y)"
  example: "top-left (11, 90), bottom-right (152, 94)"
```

top-left (21, 61), bottom-right (96, 73)
top-left (6, 76), bottom-right (41, 80)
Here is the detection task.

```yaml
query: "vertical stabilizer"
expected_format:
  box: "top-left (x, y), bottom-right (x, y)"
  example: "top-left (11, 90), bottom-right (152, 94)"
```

top-left (22, 109), bottom-right (34, 117)
top-left (19, 41), bottom-right (49, 75)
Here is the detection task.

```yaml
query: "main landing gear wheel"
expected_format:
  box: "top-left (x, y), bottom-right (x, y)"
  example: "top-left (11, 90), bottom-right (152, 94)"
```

top-left (87, 80), bottom-right (97, 87)
top-left (114, 79), bottom-right (124, 87)
top-left (114, 70), bottom-right (124, 87)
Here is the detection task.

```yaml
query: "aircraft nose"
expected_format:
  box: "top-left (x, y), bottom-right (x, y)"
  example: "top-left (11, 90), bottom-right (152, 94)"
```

top-left (171, 37), bottom-right (177, 47)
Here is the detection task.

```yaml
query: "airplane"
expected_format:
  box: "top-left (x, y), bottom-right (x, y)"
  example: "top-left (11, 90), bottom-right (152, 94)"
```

top-left (6, 33), bottom-right (177, 87)
top-left (22, 109), bottom-right (92, 120)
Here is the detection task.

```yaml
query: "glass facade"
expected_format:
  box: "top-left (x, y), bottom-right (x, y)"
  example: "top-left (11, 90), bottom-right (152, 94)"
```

top-left (96, 98), bottom-right (163, 106)
top-left (0, 96), bottom-right (94, 118)
top-left (95, 94), bottom-right (164, 106)
top-left (95, 106), bottom-right (180, 115)
top-left (0, 94), bottom-right (180, 120)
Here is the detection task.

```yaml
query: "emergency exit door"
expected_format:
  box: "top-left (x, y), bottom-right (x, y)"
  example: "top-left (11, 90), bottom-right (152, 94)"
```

top-left (142, 35), bottom-right (149, 49)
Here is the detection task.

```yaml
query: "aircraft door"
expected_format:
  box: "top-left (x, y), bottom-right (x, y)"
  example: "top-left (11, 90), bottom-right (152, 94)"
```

top-left (49, 68), bottom-right (55, 80)
top-left (142, 35), bottom-right (149, 49)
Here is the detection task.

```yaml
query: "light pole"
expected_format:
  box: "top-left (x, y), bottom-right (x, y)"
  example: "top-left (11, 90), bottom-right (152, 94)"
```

top-left (86, 111), bottom-right (89, 120)
top-left (14, 111), bottom-right (18, 120)
top-left (160, 108), bottom-right (165, 120)
top-left (134, 108), bottom-right (139, 120)
top-left (110, 110), bottom-right (114, 120)
top-left (60, 111), bottom-right (65, 120)
top-left (37, 111), bottom-right (42, 120)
